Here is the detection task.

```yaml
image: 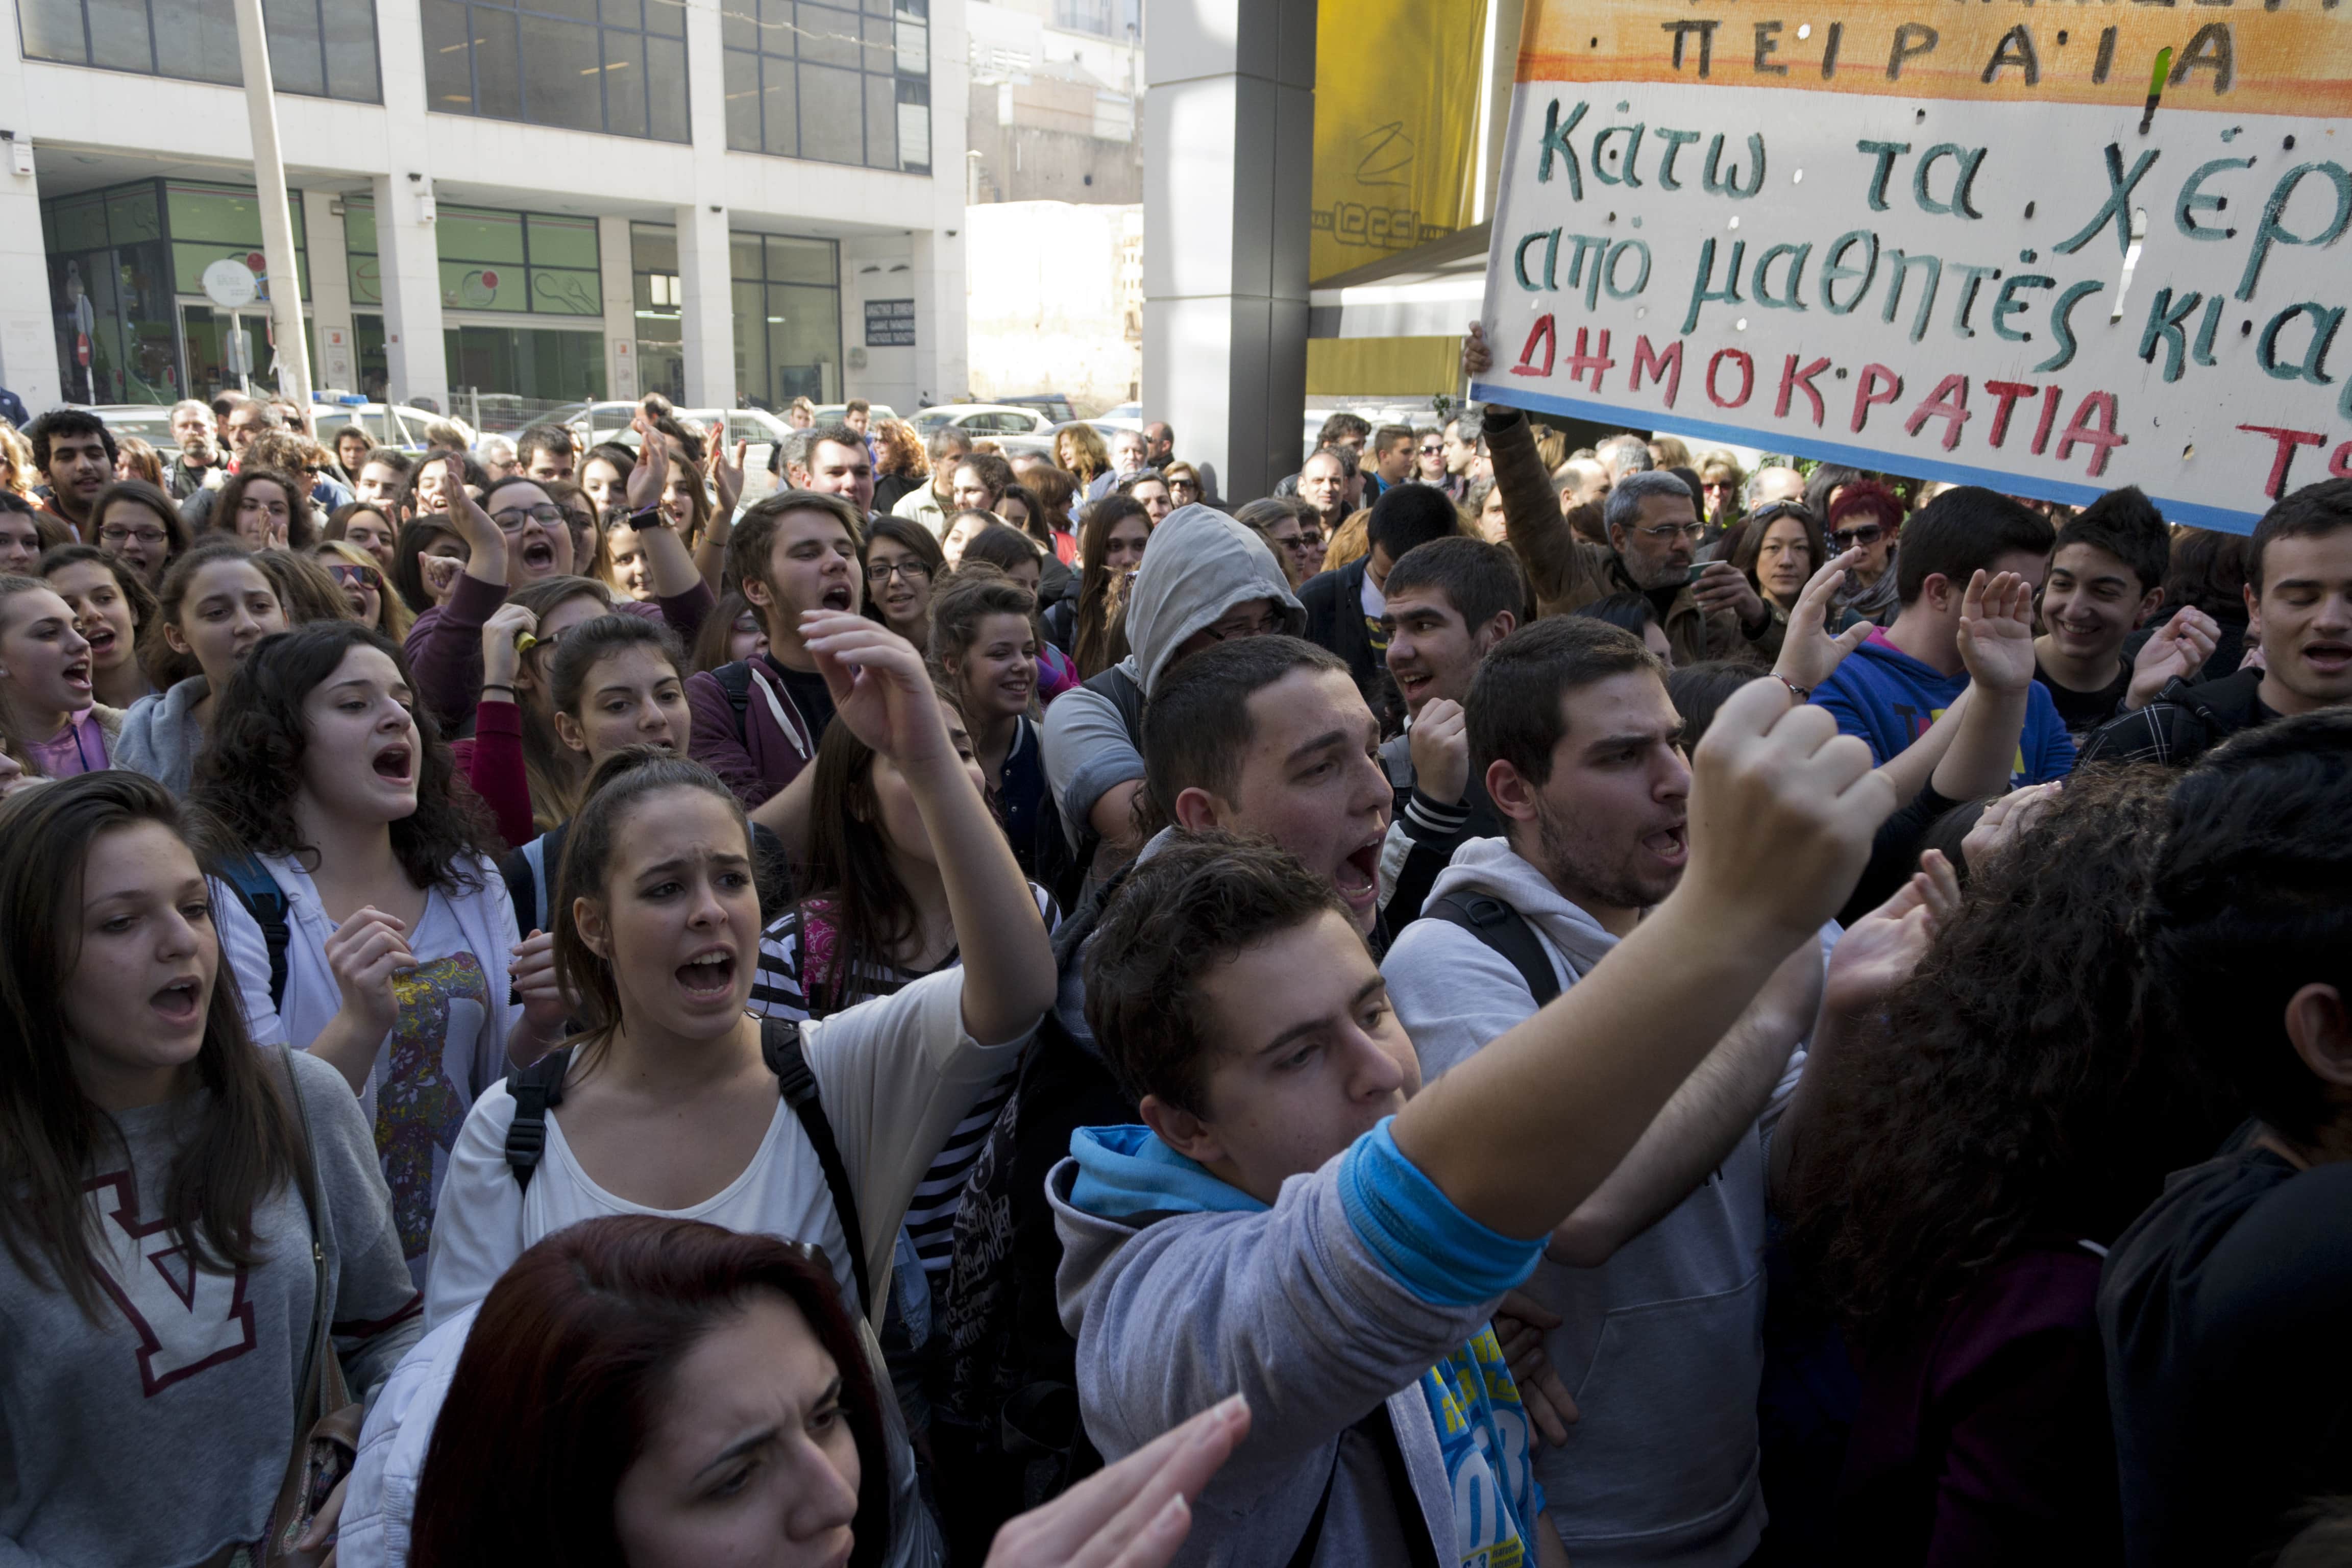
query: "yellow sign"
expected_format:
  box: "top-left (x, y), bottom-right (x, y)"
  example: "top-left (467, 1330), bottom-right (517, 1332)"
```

top-left (1311, 0), bottom-right (1489, 283)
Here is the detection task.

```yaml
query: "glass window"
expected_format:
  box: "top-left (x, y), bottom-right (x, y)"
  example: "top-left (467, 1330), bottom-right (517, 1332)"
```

top-left (721, 0), bottom-right (925, 169)
top-left (23, 0), bottom-right (379, 99)
top-left (631, 221), bottom-right (841, 408)
top-left (429, 0), bottom-right (683, 140)
top-left (161, 181), bottom-right (311, 302)
top-left (345, 197), bottom-right (600, 319)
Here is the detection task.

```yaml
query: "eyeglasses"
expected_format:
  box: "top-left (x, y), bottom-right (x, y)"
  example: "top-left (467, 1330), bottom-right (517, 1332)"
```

top-left (866, 559), bottom-right (933, 585)
top-left (326, 561), bottom-right (382, 591)
top-left (100, 524), bottom-right (170, 547)
top-left (1829, 524), bottom-right (1890, 549)
top-left (1634, 521), bottom-right (1708, 543)
top-left (1419, 444), bottom-right (1443, 455)
top-left (493, 502), bottom-right (567, 532)
top-left (1198, 607), bottom-right (1287, 642)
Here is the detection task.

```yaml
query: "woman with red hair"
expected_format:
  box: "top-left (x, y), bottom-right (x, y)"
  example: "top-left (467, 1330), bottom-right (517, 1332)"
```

top-left (1827, 479), bottom-right (1907, 627)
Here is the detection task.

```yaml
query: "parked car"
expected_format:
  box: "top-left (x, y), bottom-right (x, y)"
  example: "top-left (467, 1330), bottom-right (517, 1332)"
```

top-left (85, 404), bottom-right (181, 448)
top-left (996, 393), bottom-right (1078, 426)
top-left (1100, 401), bottom-right (1143, 422)
top-left (911, 403), bottom-right (1056, 439)
top-left (311, 398), bottom-right (474, 451)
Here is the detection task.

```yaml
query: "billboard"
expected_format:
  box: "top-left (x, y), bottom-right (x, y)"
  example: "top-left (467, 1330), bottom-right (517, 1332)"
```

top-left (1473, 0), bottom-right (2352, 531)
top-left (1312, 0), bottom-right (1489, 283)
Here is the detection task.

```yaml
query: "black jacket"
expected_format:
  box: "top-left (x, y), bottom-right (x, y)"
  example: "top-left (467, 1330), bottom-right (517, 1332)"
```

top-left (1297, 557), bottom-right (1383, 696)
top-left (2075, 669), bottom-right (2273, 769)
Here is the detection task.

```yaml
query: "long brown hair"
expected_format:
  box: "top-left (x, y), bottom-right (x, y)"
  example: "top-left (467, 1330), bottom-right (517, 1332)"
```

top-left (1786, 769), bottom-right (2240, 1341)
top-left (0, 772), bottom-right (299, 1317)
top-left (409, 1215), bottom-right (890, 1568)
top-left (552, 751), bottom-right (750, 1054)
top-left (141, 539), bottom-right (279, 689)
top-left (1055, 422), bottom-right (1111, 484)
top-left (508, 575), bottom-right (617, 830)
top-left (1072, 494), bottom-right (1148, 678)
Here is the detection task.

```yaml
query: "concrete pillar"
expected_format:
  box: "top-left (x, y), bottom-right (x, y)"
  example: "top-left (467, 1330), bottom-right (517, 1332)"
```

top-left (911, 228), bottom-right (968, 408)
top-left (372, 173), bottom-right (449, 411)
top-left (675, 203), bottom-right (735, 409)
top-left (1142, 0), bottom-right (1315, 504)
top-left (597, 214), bottom-right (638, 403)
top-left (0, 131), bottom-right (64, 416)
top-left (304, 188), bottom-right (359, 395)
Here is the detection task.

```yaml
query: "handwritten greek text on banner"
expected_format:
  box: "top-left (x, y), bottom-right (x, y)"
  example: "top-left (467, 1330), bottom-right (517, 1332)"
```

top-left (1471, 0), bottom-right (2352, 532)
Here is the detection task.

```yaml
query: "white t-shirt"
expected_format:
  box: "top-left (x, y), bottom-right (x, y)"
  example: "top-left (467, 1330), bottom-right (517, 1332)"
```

top-left (421, 967), bottom-right (1033, 1328)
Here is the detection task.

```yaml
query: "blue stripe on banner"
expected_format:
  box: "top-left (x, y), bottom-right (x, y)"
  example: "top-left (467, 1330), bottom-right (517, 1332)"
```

top-left (1467, 378), bottom-right (2266, 537)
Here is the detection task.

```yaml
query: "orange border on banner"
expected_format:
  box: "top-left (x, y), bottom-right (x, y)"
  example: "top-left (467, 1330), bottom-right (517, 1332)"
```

top-left (1518, 2), bottom-right (2352, 118)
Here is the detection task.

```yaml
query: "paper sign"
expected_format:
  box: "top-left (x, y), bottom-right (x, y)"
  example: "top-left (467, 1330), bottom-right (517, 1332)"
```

top-left (1474, 1), bottom-right (2352, 532)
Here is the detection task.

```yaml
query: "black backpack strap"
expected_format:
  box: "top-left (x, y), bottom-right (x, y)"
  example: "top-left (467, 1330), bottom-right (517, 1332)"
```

top-left (216, 850), bottom-right (292, 1011)
top-left (762, 1018), bottom-right (873, 1321)
top-left (715, 658), bottom-right (756, 744)
top-left (502, 1046), bottom-right (575, 1195)
top-left (1424, 893), bottom-right (1560, 1007)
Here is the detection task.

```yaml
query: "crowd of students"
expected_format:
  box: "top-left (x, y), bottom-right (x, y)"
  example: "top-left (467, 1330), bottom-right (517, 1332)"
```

top-left (1, 357), bottom-right (2348, 1568)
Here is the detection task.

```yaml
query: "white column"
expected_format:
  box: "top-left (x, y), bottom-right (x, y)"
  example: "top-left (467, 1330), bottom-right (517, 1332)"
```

top-left (304, 189), bottom-right (360, 394)
top-left (0, 132), bottom-right (59, 415)
top-left (1142, 0), bottom-right (1315, 503)
top-left (911, 228), bottom-right (967, 408)
top-left (372, 173), bottom-right (449, 411)
top-left (676, 203), bottom-right (735, 409)
top-left (598, 215), bottom-right (638, 402)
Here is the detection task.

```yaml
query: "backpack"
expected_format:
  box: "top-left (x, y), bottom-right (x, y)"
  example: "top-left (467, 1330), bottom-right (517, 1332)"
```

top-left (714, 657), bottom-right (757, 745)
top-left (502, 1016), bottom-right (873, 1319)
top-left (1423, 892), bottom-right (1560, 1007)
top-left (929, 868), bottom-right (1138, 1563)
top-left (216, 850), bottom-right (293, 1011)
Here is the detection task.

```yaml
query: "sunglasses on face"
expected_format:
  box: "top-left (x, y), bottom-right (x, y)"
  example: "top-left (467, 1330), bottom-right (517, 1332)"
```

top-left (326, 561), bottom-right (382, 591)
top-left (1830, 524), bottom-right (1890, 549)
top-left (1420, 444), bottom-right (1443, 455)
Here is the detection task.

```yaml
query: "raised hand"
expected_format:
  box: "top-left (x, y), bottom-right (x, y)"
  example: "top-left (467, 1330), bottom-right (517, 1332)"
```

top-left (984, 1395), bottom-right (1248, 1568)
top-left (1683, 678), bottom-right (1893, 946)
top-left (1954, 570), bottom-right (2037, 694)
top-left (324, 906), bottom-right (413, 1038)
top-left (798, 611), bottom-right (958, 777)
top-left (480, 601), bottom-right (536, 696)
top-left (1961, 779), bottom-right (2062, 870)
top-left (443, 452), bottom-right (509, 582)
top-left (419, 552), bottom-right (465, 601)
top-left (1407, 697), bottom-right (1470, 807)
top-left (1462, 321), bottom-right (1494, 379)
top-left (2126, 606), bottom-right (2221, 709)
top-left (626, 413), bottom-right (670, 514)
top-left (1771, 546), bottom-right (1873, 695)
top-left (1820, 850), bottom-right (1959, 1021)
top-left (706, 425), bottom-right (748, 516)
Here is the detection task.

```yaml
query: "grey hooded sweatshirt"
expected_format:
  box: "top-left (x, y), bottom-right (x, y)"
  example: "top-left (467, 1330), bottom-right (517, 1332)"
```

top-left (114, 675), bottom-right (210, 797)
top-left (1041, 504), bottom-right (1303, 848)
top-left (1382, 838), bottom-right (1817, 1568)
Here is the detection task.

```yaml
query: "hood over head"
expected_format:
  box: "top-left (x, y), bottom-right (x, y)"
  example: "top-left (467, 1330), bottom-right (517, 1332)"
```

top-left (1125, 504), bottom-right (1304, 695)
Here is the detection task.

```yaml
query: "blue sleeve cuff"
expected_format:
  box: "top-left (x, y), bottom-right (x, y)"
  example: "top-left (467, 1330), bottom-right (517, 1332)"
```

top-left (1338, 1118), bottom-right (1547, 1308)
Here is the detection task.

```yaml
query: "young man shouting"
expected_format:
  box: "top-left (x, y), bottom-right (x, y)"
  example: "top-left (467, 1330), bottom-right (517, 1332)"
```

top-left (1053, 675), bottom-right (1893, 1565)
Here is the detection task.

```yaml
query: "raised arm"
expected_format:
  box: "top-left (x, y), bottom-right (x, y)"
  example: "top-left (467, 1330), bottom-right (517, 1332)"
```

top-left (624, 413), bottom-right (713, 604)
top-left (1931, 570), bottom-right (2036, 800)
top-left (798, 610), bottom-right (1057, 1042)
top-left (1392, 680), bottom-right (1893, 1239)
top-left (1547, 936), bottom-right (1821, 1266)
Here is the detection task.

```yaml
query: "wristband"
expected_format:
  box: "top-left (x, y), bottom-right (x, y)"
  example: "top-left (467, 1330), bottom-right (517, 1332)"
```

top-left (629, 503), bottom-right (668, 527)
top-left (1774, 675), bottom-right (1811, 703)
top-left (481, 682), bottom-right (517, 700)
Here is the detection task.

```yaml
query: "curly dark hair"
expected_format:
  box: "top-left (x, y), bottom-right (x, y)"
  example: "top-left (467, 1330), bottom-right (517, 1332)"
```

top-left (1785, 767), bottom-right (2241, 1342)
top-left (191, 621), bottom-right (494, 893)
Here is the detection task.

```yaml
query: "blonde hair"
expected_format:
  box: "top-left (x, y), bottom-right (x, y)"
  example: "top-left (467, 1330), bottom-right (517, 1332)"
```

top-left (0, 425), bottom-right (32, 497)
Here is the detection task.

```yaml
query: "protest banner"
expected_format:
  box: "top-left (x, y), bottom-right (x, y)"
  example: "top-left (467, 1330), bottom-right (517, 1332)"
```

top-left (1471, 0), bottom-right (2352, 531)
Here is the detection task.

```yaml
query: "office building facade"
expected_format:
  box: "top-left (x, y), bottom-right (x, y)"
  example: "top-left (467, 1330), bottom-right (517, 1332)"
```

top-left (0, 0), bottom-right (970, 418)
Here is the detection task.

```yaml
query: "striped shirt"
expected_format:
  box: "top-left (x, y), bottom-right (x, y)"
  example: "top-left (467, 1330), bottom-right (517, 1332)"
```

top-left (749, 885), bottom-right (1059, 1275)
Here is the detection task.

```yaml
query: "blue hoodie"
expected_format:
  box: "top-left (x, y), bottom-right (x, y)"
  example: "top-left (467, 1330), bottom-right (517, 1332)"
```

top-left (1812, 630), bottom-right (2075, 784)
top-left (1056, 1122), bottom-right (1549, 1567)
